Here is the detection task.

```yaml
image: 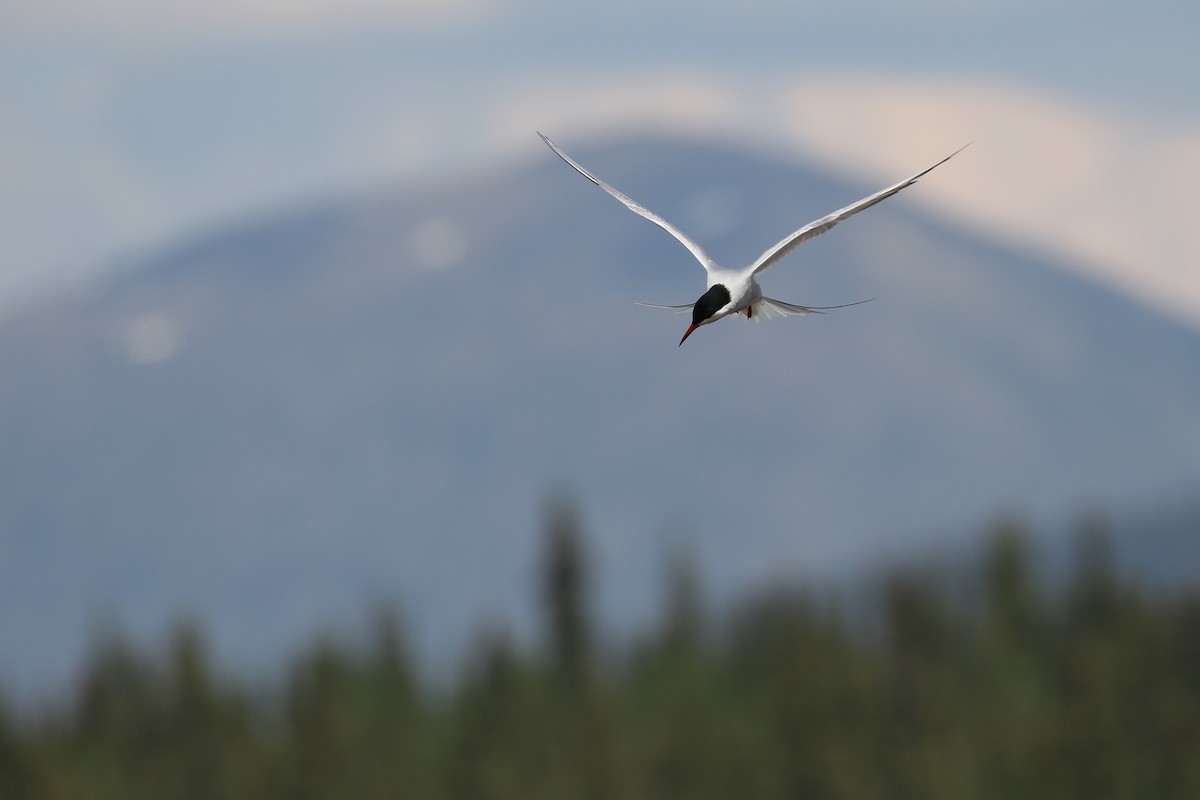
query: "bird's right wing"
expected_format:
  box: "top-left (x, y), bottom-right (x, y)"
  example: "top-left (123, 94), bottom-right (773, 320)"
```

top-left (539, 132), bottom-right (716, 273)
top-left (635, 301), bottom-right (694, 314)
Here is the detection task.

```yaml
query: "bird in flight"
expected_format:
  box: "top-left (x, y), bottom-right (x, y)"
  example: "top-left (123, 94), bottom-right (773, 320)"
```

top-left (538, 132), bottom-right (967, 345)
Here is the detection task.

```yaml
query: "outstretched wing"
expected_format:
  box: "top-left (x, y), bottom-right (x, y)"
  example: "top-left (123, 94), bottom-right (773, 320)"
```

top-left (635, 301), bottom-right (694, 314)
top-left (539, 132), bottom-right (716, 273)
top-left (749, 144), bottom-right (970, 277)
top-left (636, 297), bottom-right (873, 322)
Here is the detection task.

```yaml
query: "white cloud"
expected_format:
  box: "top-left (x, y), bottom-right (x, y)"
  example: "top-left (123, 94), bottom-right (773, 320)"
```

top-left (772, 75), bottom-right (1200, 328)
top-left (490, 73), bottom-right (749, 151)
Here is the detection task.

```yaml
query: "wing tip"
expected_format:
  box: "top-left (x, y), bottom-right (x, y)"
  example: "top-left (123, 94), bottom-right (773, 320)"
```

top-left (636, 301), bottom-right (694, 314)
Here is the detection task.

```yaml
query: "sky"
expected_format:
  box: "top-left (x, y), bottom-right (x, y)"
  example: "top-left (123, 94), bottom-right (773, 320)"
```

top-left (2, 0), bottom-right (1199, 325)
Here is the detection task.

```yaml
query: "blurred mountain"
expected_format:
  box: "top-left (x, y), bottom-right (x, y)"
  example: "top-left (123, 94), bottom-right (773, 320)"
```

top-left (2, 134), bottom-right (1199, 697)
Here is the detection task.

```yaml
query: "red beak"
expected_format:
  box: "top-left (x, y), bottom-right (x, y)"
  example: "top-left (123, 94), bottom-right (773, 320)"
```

top-left (678, 323), bottom-right (698, 347)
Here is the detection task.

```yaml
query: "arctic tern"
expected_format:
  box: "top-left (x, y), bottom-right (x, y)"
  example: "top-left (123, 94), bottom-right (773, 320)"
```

top-left (538, 132), bottom-right (967, 345)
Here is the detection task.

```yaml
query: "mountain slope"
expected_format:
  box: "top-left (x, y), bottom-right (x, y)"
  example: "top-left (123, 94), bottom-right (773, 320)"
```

top-left (2, 134), bottom-right (1198, 696)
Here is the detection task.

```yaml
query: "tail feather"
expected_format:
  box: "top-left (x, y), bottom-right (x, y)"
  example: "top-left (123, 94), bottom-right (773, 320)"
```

top-left (749, 296), bottom-right (874, 322)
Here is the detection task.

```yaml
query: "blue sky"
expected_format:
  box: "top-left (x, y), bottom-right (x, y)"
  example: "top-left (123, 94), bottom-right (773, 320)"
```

top-left (3, 0), bottom-right (1198, 320)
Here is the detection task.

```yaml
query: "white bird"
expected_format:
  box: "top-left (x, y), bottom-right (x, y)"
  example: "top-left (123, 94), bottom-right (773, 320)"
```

top-left (538, 132), bottom-right (968, 345)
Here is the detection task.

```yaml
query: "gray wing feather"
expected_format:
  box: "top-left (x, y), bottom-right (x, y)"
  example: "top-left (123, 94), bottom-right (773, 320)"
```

top-left (749, 144), bottom-right (970, 277)
top-left (539, 132), bottom-right (715, 273)
top-left (636, 301), bottom-right (694, 314)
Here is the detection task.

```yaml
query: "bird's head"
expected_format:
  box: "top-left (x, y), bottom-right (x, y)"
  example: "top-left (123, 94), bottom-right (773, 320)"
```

top-left (679, 284), bottom-right (732, 346)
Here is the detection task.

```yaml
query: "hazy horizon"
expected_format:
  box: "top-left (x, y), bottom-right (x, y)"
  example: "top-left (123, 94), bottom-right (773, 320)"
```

top-left (3, 0), bottom-right (1200, 326)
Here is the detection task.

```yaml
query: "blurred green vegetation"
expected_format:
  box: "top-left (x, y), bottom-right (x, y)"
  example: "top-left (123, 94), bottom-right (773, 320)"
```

top-left (3, 510), bottom-right (1200, 800)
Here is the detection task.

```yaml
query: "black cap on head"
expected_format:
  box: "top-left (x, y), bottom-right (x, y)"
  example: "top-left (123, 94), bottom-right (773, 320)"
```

top-left (692, 284), bottom-right (731, 326)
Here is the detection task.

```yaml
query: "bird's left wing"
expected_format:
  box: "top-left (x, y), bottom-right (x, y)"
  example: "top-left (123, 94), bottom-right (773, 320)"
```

top-left (749, 143), bottom-right (970, 277)
top-left (539, 132), bottom-right (716, 273)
